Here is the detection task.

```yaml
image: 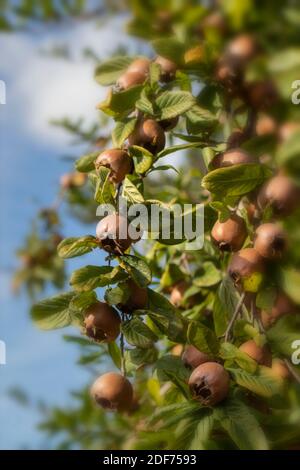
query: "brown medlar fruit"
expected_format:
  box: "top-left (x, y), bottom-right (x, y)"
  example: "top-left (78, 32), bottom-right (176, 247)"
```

top-left (226, 129), bottom-right (248, 149)
top-left (170, 280), bottom-right (192, 308)
top-left (225, 34), bottom-right (259, 68)
top-left (254, 223), bottom-right (287, 260)
top-left (128, 119), bottom-right (165, 154)
top-left (245, 80), bottom-right (278, 110)
top-left (239, 340), bottom-right (272, 367)
top-left (154, 56), bottom-right (177, 82)
top-left (257, 174), bottom-right (300, 216)
top-left (261, 292), bottom-right (295, 329)
top-left (95, 149), bottom-right (133, 184)
top-left (188, 362), bottom-right (230, 406)
top-left (211, 148), bottom-right (256, 169)
top-left (255, 115), bottom-right (277, 137)
top-left (271, 359), bottom-right (291, 380)
top-left (228, 248), bottom-right (265, 291)
top-left (127, 57), bottom-right (150, 75)
top-left (91, 372), bottom-right (133, 412)
top-left (96, 214), bottom-right (139, 254)
top-left (211, 214), bottom-right (247, 252)
top-left (215, 60), bottom-right (242, 96)
top-left (182, 345), bottom-right (211, 370)
top-left (84, 301), bottom-right (120, 342)
top-left (117, 70), bottom-right (147, 90)
top-left (120, 279), bottom-right (148, 312)
top-left (158, 116), bottom-right (179, 131)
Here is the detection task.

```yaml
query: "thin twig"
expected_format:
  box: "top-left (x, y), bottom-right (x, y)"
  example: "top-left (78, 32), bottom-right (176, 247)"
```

top-left (283, 359), bottom-right (300, 384)
top-left (120, 312), bottom-right (126, 377)
top-left (225, 292), bottom-right (246, 342)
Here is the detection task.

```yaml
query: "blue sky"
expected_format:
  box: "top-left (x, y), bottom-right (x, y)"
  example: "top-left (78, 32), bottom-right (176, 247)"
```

top-left (0, 14), bottom-right (139, 450)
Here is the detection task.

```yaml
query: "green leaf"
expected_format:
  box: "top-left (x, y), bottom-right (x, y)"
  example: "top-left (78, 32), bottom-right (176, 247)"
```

top-left (213, 278), bottom-right (240, 337)
top-left (202, 164), bottom-right (272, 197)
top-left (112, 117), bottom-right (137, 147)
top-left (127, 347), bottom-right (158, 367)
top-left (128, 145), bottom-right (153, 174)
top-left (186, 105), bottom-right (217, 133)
top-left (220, 342), bottom-right (258, 374)
top-left (188, 414), bottom-right (214, 450)
top-left (58, 236), bottom-right (99, 259)
top-left (136, 88), bottom-right (155, 115)
top-left (156, 141), bottom-right (206, 159)
top-left (104, 284), bottom-right (129, 306)
top-left (69, 291), bottom-right (97, 314)
top-left (149, 164), bottom-right (179, 174)
top-left (121, 317), bottom-right (157, 349)
top-left (94, 56), bottom-right (133, 85)
top-left (267, 315), bottom-right (300, 356)
top-left (120, 255), bottom-right (152, 287)
top-left (155, 355), bottom-right (190, 396)
top-left (155, 91), bottom-right (195, 120)
top-left (215, 398), bottom-right (269, 450)
top-left (228, 366), bottom-right (283, 398)
top-left (108, 341), bottom-right (121, 369)
top-left (31, 292), bottom-right (76, 330)
top-left (122, 175), bottom-right (145, 203)
top-left (279, 267), bottom-right (300, 304)
top-left (94, 166), bottom-right (115, 205)
top-left (75, 152), bottom-right (98, 173)
top-left (187, 321), bottom-right (219, 356)
top-left (70, 266), bottom-right (126, 292)
top-left (152, 38), bottom-right (185, 62)
top-left (276, 131), bottom-right (300, 172)
top-left (256, 287), bottom-right (277, 310)
top-left (194, 262), bottom-right (221, 287)
top-left (99, 86), bottom-right (143, 117)
top-left (77, 351), bottom-right (103, 365)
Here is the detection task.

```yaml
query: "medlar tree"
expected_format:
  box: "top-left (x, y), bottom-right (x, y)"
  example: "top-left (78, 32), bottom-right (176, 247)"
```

top-left (19, 0), bottom-right (300, 450)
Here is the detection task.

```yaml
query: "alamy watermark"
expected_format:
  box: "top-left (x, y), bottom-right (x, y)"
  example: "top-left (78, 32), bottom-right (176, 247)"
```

top-left (0, 80), bottom-right (6, 105)
top-left (0, 340), bottom-right (6, 365)
top-left (96, 198), bottom-right (204, 250)
top-left (291, 80), bottom-right (300, 105)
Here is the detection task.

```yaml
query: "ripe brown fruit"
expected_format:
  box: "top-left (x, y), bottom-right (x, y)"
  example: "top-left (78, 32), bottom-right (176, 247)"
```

top-left (201, 11), bottom-right (227, 34)
top-left (158, 116), bottom-right (179, 131)
top-left (215, 61), bottom-right (241, 96)
top-left (127, 58), bottom-right (150, 75)
top-left (257, 174), bottom-right (300, 216)
top-left (226, 129), bottom-right (247, 149)
top-left (182, 345), bottom-right (211, 370)
top-left (154, 56), bottom-right (177, 81)
top-left (271, 359), bottom-right (291, 380)
top-left (211, 214), bottom-right (247, 252)
top-left (254, 223), bottom-right (287, 260)
top-left (239, 340), bottom-right (272, 367)
top-left (261, 292), bottom-right (295, 329)
top-left (211, 148), bottom-right (255, 169)
top-left (96, 213), bottom-right (139, 254)
top-left (84, 301), bottom-right (120, 342)
top-left (188, 362), bottom-right (230, 406)
top-left (117, 70), bottom-right (146, 90)
top-left (225, 34), bottom-right (259, 68)
top-left (245, 80), bottom-right (278, 110)
top-left (228, 248), bottom-right (265, 291)
top-left (120, 279), bottom-right (148, 312)
top-left (95, 149), bottom-right (133, 184)
top-left (255, 115), bottom-right (277, 137)
top-left (128, 119), bottom-right (165, 154)
top-left (91, 372), bottom-right (133, 412)
top-left (170, 280), bottom-right (190, 308)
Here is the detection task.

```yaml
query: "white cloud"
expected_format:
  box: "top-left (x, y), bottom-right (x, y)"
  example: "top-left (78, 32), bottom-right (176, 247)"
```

top-left (1, 17), bottom-right (134, 149)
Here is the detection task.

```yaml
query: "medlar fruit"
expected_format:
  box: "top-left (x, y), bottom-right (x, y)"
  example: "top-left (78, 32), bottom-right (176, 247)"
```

top-left (128, 119), bottom-right (165, 154)
top-left (96, 214), bottom-right (139, 254)
top-left (211, 148), bottom-right (255, 169)
top-left (271, 359), bottom-right (290, 380)
top-left (84, 301), bottom-right (120, 342)
top-left (91, 372), bottom-right (133, 412)
top-left (158, 116), bottom-right (179, 131)
top-left (211, 214), bottom-right (247, 252)
top-left (255, 115), bottom-right (277, 137)
top-left (182, 345), bottom-right (211, 370)
top-left (245, 80), bottom-right (278, 110)
top-left (225, 34), bottom-right (259, 69)
top-left (60, 172), bottom-right (86, 189)
top-left (188, 362), bottom-right (230, 406)
top-left (228, 248), bottom-right (265, 292)
top-left (254, 223), bottom-right (287, 260)
top-left (260, 291), bottom-right (295, 329)
top-left (127, 57), bottom-right (150, 75)
top-left (170, 280), bottom-right (193, 308)
top-left (154, 56), bottom-right (177, 82)
top-left (226, 129), bottom-right (248, 149)
top-left (119, 279), bottom-right (148, 312)
top-left (239, 340), bottom-right (272, 367)
top-left (257, 174), bottom-right (300, 216)
top-left (117, 70), bottom-right (147, 90)
top-left (95, 149), bottom-right (133, 184)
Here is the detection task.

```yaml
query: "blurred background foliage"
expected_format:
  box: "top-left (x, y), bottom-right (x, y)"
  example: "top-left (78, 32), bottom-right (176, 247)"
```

top-left (5, 0), bottom-right (300, 450)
